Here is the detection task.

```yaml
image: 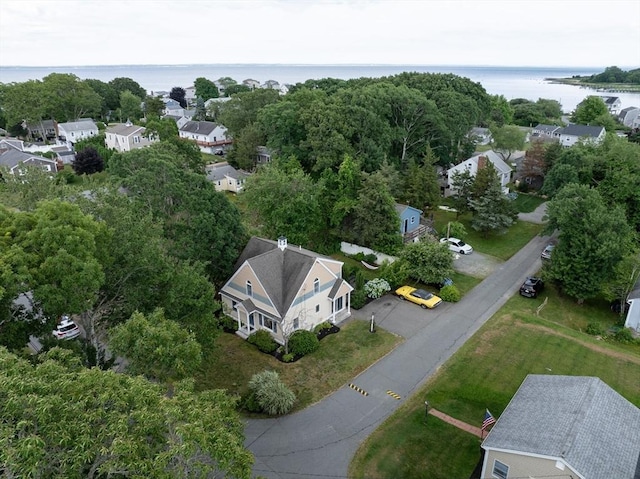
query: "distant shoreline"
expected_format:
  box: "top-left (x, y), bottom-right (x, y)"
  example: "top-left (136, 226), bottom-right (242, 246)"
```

top-left (545, 76), bottom-right (640, 93)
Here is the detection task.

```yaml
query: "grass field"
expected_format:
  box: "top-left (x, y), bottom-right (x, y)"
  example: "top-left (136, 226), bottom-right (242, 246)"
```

top-left (432, 210), bottom-right (546, 260)
top-left (349, 295), bottom-right (640, 479)
top-left (511, 193), bottom-right (546, 213)
top-left (195, 320), bottom-right (401, 412)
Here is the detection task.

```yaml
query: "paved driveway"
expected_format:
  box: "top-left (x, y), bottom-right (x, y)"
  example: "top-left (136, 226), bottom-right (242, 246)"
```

top-left (245, 233), bottom-right (551, 479)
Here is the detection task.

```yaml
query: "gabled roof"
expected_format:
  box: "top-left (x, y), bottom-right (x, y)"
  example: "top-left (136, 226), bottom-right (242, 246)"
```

top-left (0, 149), bottom-right (56, 169)
top-left (601, 96), bottom-right (620, 105)
top-left (230, 237), bottom-right (336, 317)
top-left (179, 121), bottom-right (219, 135)
top-left (559, 124), bottom-right (605, 138)
top-left (0, 138), bottom-right (24, 152)
top-left (58, 119), bottom-right (98, 132)
top-left (206, 163), bottom-right (248, 182)
top-left (106, 123), bottom-right (146, 137)
top-left (482, 375), bottom-right (640, 479)
top-left (472, 150), bottom-right (512, 174)
top-left (619, 106), bottom-right (639, 115)
top-left (533, 124), bottom-right (561, 133)
top-left (395, 203), bottom-right (423, 216)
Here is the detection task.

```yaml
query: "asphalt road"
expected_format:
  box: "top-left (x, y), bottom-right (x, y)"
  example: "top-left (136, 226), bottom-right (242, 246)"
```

top-left (245, 233), bottom-right (551, 479)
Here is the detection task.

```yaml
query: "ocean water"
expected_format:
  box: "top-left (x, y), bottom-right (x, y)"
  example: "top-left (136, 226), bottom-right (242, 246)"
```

top-left (2, 64), bottom-right (639, 114)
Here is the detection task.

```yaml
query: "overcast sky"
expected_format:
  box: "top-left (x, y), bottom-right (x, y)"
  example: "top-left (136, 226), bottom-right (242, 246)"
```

top-left (1, 0), bottom-right (639, 68)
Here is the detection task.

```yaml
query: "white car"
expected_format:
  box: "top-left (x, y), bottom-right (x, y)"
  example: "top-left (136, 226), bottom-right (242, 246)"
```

top-left (440, 237), bottom-right (473, 255)
top-left (52, 316), bottom-right (81, 340)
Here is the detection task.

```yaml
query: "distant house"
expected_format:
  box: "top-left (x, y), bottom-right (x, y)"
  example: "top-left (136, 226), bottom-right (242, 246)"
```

top-left (50, 145), bottom-right (76, 166)
top-left (531, 124), bottom-right (561, 140)
top-left (184, 86), bottom-right (196, 103)
top-left (255, 146), bottom-right (272, 165)
top-left (446, 150), bottom-right (512, 195)
top-left (481, 374), bottom-right (640, 479)
top-left (618, 107), bottom-right (640, 128)
top-left (624, 275), bottom-right (640, 333)
top-left (601, 95), bottom-right (622, 115)
top-left (0, 140), bottom-right (58, 175)
top-left (162, 98), bottom-right (185, 117)
top-left (395, 204), bottom-right (429, 243)
top-left (556, 124), bottom-right (606, 147)
top-left (469, 127), bottom-right (492, 145)
top-left (105, 122), bottom-right (156, 152)
top-left (163, 114), bottom-right (190, 129)
top-left (178, 120), bottom-right (231, 154)
top-left (205, 162), bottom-right (248, 193)
top-left (57, 119), bottom-right (98, 144)
top-left (24, 120), bottom-right (57, 142)
top-left (242, 79), bottom-right (261, 90)
top-left (219, 236), bottom-right (353, 343)
top-left (262, 79), bottom-right (280, 90)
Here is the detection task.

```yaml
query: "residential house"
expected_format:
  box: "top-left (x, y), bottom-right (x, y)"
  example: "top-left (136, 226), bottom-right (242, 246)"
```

top-left (618, 106), bottom-right (640, 128)
top-left (184, 86), bottom-right (196, 104)
top-left (50, 145), bottom-right (76, 167)
top-left (601, 95), bottom-right (622, 115)
top-left (468, 127), bottom-right (492, 145)
top-left (206, 162), bottom-right (248, 193)
top-left (219, 237), bottom-right (354, 343)
top-left (446, 150), bottom-right (512, 196)
top-left (57, 119), bottom-right (99, 144)
top-left (0, 141), bottom-right (58, 175)
top-left (178, 120), bottom-right (231, 154)
top-left (395, 204), bottom-right (428, 243)
top-left (531, 124), bottom-right (561, 140)
top-left (242, 78), bottom-right (261, 90)
top-left (24, 120), bottom-right (57, 142)
top-left (163, 114), bottom-right (190, 129)
top-left (162, 98), bottom-right (185, 117)
top-left (481, 375), bottom-right (640, 479)
top-left (105, 122), bottom-right (156, 152)
top-left (262, 79), bottom-right (280, 90)
top-left (556, 124), bottom-right (606, 147)
top-left (624, 275), bottom-right (640, 333)
top-left (255, 145), bottom-right (272, 165)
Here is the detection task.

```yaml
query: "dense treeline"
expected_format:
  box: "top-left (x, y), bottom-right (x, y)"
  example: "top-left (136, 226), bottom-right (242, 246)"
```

top-left (583, 66), bottom-right (640, 85)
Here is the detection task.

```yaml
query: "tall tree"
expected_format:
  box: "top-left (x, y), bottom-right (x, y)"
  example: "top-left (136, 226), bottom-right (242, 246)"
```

top-left (450, 169), bottom-right (475, 218)
top-left (400, 240), bottom-right (454, 285)
top-left (72, 146), bottom-right (104, 175)
top-left (108, 77), bottom-right (147, 100)
top-left (0, 347), bottom-right (254, 479)
top-left (571, 95), bottom-right (609, 124)
top-left (520, 139), bottom-right (547, 186)
top-left (490, 124), bottom-right (526, 162)
top-left (143, 95), bottom-right (165, 120)
top-left (170, 86), bottom-right (187, 108)
top-left (1, 80), bottom-right (47, 131)
top-left (469, 178), bottom-right (518, 237)
top-left (543, 184), bottom-right (634, 302)
top-left (194, 76), bottom-right (219, 100)
top-left (118, 90), bottom-right (142, 122)
top-left (84, 78), bottom-right (119, 118)
top-left (351, 172), bottom-right (402, 254)
top-left (41, 73), bottom-right (102, 122)
top-left (489, 94), bottom-right (514, 126)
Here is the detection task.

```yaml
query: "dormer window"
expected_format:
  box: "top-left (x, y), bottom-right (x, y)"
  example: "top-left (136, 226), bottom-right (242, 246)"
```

top-left (246, 280), bottom-right (253, 297)
top-left (314, 278), bottom-right (320, 294)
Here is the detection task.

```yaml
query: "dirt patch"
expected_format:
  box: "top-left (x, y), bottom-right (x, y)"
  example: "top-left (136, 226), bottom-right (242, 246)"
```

top-left (514, 320), bottom-right (640, 365)
top-left (453, 251), bottom-right (503, 279)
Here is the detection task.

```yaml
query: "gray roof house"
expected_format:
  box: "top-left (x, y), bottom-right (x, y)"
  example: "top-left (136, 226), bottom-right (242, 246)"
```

top-left (57, 119), bottom-right (98, 144)
top-left (601, 96), bottom-right (622, 115)
top-left (178, 121), bottom-right (231, 154)
top-left (446, 150), bottom-right (512, 196)
top-left (205, 162), bottom-right (248, 193)
top-left (557, 124), bottom-right (606, 147)
top-left (219, 237), bottom-right (353, 344)
top-left (0, 147), bottom-right (58, 175)
top-left (481, 375), bottom-right (640, 479)
top-left (619, 107), bottom-right (640, 128)
top-left (531, 124), bottom-right (562, 141)
top-left (105, 122), bottom-right (157, 152)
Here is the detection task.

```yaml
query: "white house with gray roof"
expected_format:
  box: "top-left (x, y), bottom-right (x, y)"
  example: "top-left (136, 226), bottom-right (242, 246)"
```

top-left (105, 122), bottom-right (156, 152)
top-left (601, 96), bottom-right (622, 115)
top-left (531, 124), bottom-right (562, 140)
top-left (179, 120), bottom-right (231, 154)
top-left (0, 142), bottom-right (58, 175)
top-left (557, 124), bottom-right (606, 147)
top-left (205, 162), bottom-right (248, 193)
top-left (618, 107), bottom-right (640, 128)
top-left (446, 150), bottom-right (512, 195)
top-left (220, 237), bottom-right (353, 343)
top-left (57, 119), bottom-right (98, 144)
top-left (481, 375), bottom-right (640, 479)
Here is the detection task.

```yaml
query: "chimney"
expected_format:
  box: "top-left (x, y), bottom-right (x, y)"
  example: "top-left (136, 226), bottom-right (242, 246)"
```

top-left (277, 236), bottom-right (287, 251)
top-left (478, 155), bottom-right (487, 169)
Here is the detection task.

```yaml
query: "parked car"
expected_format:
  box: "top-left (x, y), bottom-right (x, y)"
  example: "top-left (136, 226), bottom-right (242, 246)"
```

top-left (541, 244), bottom-right (554, 260)
top-left (440, 237), bottom-right (473, 255)
top-left (395, 286), bottom-right (443, 309)
top-left (52, 315), bottom-right (80, 340)
top-left (519, 277), bottom-right (544, 298)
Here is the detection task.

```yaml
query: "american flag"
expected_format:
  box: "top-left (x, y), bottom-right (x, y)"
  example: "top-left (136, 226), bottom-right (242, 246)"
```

top-left (482, 409), bottom-right (496, 430)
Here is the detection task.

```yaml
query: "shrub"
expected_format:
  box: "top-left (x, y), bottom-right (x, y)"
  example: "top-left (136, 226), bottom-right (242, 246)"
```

top-left (352, 252), bottom-right (365, 261)
top-left (239, 392), bottom-right (262, 413)
top-left (614, 327), bottom-right (635, 344)
top-left (247, 330), bottom-right (278, 354)
top-left (439, 284), bottom-right (461, 302)
top-left (355, 269), bottom-right (366, 290)
top-left (288, 330), bottom-right (320, 357)
top-left (364, 253), bottom-right (378, 265)
top-left (282, 353), bottom-right (295, 363)
top-left (342, 263), bottom-right (355, 282)
top-left (585, 321), bottom-right (604, 336)
top-left (364, 278), bottom-right (391, 299)
top-left (248, 370), bottom-right (296, 415)
top-left (218, 315), bottom-right (238, 332)
top-left (313, 322), bottom-right (333, 333)
top-left (350, 289), bottom-right (367, 309)
top-left (379, 259), bottom-right (410, 289)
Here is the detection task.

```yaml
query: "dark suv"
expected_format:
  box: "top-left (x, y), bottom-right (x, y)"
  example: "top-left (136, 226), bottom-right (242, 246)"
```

top-left (519, 277), bottom-right (544, 298)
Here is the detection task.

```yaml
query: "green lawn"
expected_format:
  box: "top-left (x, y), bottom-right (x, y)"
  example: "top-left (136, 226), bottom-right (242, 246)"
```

top-left (349, 293), bottom-right (640, 479)
top-left (511, 193), bottom-right (546, 213)
top-left (195, 320), bottom-right (401, 413)
top-left (432, 209), bottom-right (545, 260)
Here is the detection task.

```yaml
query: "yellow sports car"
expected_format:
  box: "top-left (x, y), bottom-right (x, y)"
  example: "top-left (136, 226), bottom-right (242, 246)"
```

top-left (395, 286), bottom-right (443, 309)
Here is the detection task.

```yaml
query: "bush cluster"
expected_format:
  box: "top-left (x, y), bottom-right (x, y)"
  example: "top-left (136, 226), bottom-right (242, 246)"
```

top-left (585, 322), bottom-right (604, 336)
top-left (364, 278), bottom-right (391, 299)
top-left (218, 315), bottom-right (238, 332)
top-left (351, 289), bottom-right (368, 309)
top-left (247, 370), bottom-right (296, 415)
top-left (313, 322), bottom-right (333, 333)
top-left (247, 330), bottom-right (278, 353)
top-left (439, 284), bottom-right (461, 302)
top-left (288, 330), bottom-right (319, 356)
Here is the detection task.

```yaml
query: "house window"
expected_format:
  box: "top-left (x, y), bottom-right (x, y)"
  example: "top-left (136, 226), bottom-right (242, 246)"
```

top-left (410, 216), bottom-right (415, 224)
top-left (335, 296), bottom-right (344, 312)
top-left (260, 314), bottom-right (277, 333)
top-left (133, 136), bottom-right (140, 144)
top-left (246, 280), bottom-right (253, 297)
top-left (232, 300), bottom-right (238, 310)
top-left (314, 278), bottom-right (320, 294)
top-left (492, 460), bottom-right (509, 479)
top-left (249, 313), bottom-right (255, 327)
top-left (293, 317), bottom-right (299, 329)
top-left (316, 304), bottom-right (320, 313)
